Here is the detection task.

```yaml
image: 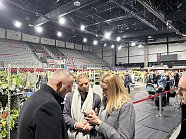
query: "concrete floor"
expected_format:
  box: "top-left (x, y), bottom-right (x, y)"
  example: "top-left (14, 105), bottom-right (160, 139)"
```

top-left (130, 82), bottom-right (181, 139)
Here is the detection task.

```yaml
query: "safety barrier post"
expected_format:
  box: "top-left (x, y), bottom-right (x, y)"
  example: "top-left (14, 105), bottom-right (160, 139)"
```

top-left (156, 93), bottom-right (162, 117)
top-left (7, 64), bottom-right (11, 139)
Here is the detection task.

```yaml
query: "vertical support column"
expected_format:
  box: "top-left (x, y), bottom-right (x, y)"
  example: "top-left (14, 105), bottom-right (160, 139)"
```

top-left (7, 64), bottom-right (11, 139)
top-left (34, 65), bottom-right (36, 92)
top-left (167, 37), bottom-right (169, 55)
top-left (114, 45), bottom-right (117, 66)
top-left (128, 43), bottom-right (130, 64)
top-left (144, 45), bottom-right (149, 67)
top-left (102, 45), bottom-right (103, 59)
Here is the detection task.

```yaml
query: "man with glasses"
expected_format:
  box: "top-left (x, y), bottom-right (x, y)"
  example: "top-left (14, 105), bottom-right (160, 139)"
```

top-left (177, 72), bottom-right (186, 139)
top-left (18, 69), bottom-right (74, 139)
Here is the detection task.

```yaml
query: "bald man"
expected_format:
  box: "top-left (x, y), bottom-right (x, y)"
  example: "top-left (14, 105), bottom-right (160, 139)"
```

top-left (177, 72), bottom-right (186, 139)
top-left (17, 69), bottom-right (74, 139)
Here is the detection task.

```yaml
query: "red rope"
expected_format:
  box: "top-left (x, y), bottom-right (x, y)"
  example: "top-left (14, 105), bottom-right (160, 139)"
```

top-left (133, 88), bottom-right (177, 104)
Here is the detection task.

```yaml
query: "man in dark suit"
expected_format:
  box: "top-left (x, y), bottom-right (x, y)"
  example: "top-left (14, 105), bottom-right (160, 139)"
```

top-left (17, 69), bottom-right (74, 139)
top-left (177, 72), bottom-right (186, 139)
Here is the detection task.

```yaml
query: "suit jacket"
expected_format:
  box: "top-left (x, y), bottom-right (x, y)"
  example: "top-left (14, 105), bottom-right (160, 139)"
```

top-left (17, 84), bottom-right (68, 139)
top-left (63, 91), bottom-right (101, 137)
top-left (177, 104), bottom-right (186, 139)
top-left (96, 102), bottom-right (135, 139)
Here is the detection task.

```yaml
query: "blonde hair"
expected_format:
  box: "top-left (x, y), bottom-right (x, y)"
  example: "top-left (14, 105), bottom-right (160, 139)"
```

top-left (100, 73), bottom-right (131, 114)
top-left (76, 73), bottom-right (89, 84)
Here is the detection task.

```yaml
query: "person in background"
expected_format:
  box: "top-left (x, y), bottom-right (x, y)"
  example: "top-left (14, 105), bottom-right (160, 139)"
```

top-left (158, 75), bottom-right (174, 105)
top-left (174, 71), bottom-right (180, 88)
top-left (124, 73), bottom-right (132, 94)
top-left (63, 73), bottom-right (101, 139)
top-left (85, 73), bottom-right (135, 139)
top-left (17, 69), bottom-right (74, 139)
top-left (176, 72), bottom-right (186, 139)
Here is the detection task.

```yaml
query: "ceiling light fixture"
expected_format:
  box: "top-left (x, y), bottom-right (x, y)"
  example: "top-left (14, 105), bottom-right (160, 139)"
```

top-left (35, 26), bottom-right (43, 33)
top-left (59, 17), bottom-right (65, 25)
top-left (80, 25), bottom-right (85, 31)
top-left (74, 0), bottom-right (81, 6)
top-left (118, 45), bottom-right (122, 50)
top-left (104, 32), bottom-right (111, 40)
top-left (116, 36), bottom-right (121, 42)
top-left (111, 45), bottom-right (114, 48)
top-left (104, 43), bottom-right (107, 47)
top-left (138, 44), bottom-right (142, 48)
top-left (14, 20), bottom-right (22, 28)
top-left (83, 38), bottom-right (87, 43)
top-left (131, 42), bottom-right (136, 46)
top-left (57, 31), bottom-right (62, 37)
top-left (93, 40), bottom-right (98, 45)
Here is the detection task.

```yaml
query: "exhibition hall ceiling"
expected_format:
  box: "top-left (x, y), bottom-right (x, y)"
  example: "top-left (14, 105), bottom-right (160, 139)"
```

top-left (0, 0), bottom-right (186, 46)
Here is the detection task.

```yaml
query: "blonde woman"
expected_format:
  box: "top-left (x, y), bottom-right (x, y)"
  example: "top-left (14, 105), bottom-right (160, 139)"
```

top-left (85, 73), bottom-right (135, 139)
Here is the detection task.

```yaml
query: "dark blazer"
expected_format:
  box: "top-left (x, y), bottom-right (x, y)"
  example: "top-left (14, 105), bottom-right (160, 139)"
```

top-left (177, 104), bottom-right (186, 139)
top-left (17, 84), bottom-right (68, 139)
top-left (63, 91), bottom-right (101, 137)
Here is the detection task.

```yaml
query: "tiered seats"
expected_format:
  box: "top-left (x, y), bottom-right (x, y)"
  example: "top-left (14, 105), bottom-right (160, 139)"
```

top-left (27, 43), bottom-right (51, 59)
top-left (0, 40), bottom-right (41, 67)
top-left (59, 48), bottom-right (108, 67)
top-left (44, 45), bottom-right (66, 59)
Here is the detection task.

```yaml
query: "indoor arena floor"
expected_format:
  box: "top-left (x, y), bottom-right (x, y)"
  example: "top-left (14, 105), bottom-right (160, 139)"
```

top-left (130, 82), bottom-right (181, 139)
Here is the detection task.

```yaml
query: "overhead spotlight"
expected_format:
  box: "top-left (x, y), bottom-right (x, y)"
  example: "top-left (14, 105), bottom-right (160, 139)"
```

top-left (116, 36), bottom-right (121, 42)
top-left (96, 34), bottom-right (98, 37)
top-left (57, 31), bottom-right (62, 37)
top-left (83, 38), bottom-right (87, 43)
top-left (93, 40), bottom-right (98, 45)
top-left (111, 44), bottom-right (114, 48)
top-left (118, 45), bottom-right (122, 50)
top-left (35, 26), bottom-right (43, 33)
top-left (74, 0), bottom-right (81, 6)
top-left (14, 20), bottom-right (22, 28)
top-left (104, 32), bottom-right (111, 40)
top-left (138, 44), bottom-right (142, 48)
top-left (104, 43), bottom-right (107, 47)
top-left (80, 25), bottom-right (85, 31)
top-left (131, 42), bottom-right (136, 46)
top-left (59, 17), bottom-right (65, 25)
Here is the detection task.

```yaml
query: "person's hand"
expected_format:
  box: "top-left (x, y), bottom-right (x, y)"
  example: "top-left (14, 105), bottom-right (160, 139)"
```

top-left (75, 122), bottom-right (88, 130)
top-left (84, 110), bottom-right (102, 126)
top-left (82, 123), bottom-right (93, 131)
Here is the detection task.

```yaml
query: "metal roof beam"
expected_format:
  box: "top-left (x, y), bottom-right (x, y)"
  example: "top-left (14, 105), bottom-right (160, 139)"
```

top-left (109, 0), bottom-right (158, 31)
top-left (34, 0), bottom-right (99, 26)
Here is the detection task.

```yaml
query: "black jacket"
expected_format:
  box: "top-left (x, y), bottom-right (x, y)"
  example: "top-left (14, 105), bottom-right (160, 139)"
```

top-left (17, 84), bottom-right (68, 139)
top-left (177, 104), bottom-right (186, 139)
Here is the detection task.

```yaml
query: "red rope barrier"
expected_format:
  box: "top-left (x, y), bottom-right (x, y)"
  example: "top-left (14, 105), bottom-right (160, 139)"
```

top-left (133, 88), bottom-right (177, 104)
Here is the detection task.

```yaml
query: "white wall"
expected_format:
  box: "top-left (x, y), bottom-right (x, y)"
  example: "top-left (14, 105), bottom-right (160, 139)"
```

top-left (169, 42), bottom-right (186, 60)
top-left (22, 33), bottom-right (40, 43)
top-left (103, 47), bottom-right (114, 66)
top-left (148, 44), bottom-right (167, 62)
top-left (66, 42), bottom-right (74, 49)
top-left (41, 37), bottom-right (55, 46)
top-left (0, 28), bottom-right (5, 38)
top-left (83, 45), bottom-right (89, 51)
top-left (75, 44), bottom-right (82, 50)
top-left (117, 47), bottom-right (128, 64)
top-left (56, 40), bottom-right (65, 47)
top-left (7, 29), bottom-right (21, 40)
top-left (129, 47), bottom-right (144, 63)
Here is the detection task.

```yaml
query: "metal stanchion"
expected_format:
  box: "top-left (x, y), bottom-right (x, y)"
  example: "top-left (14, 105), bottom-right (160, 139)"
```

top-left (156, 93), bottom-right (162, 117)
top-left (7, 64), bottom-right (11, 139)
